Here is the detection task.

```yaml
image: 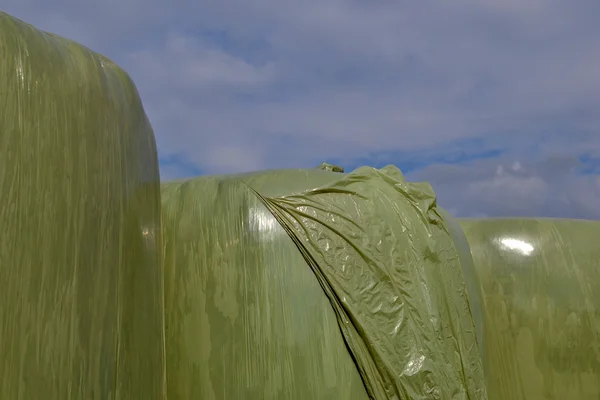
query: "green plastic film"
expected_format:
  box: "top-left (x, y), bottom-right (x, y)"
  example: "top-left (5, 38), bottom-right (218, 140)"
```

top-left (162, 166), bottom-right (486, 399)
top-left (0, 13), bottom-right (166, 399)
top-left (459, 218), bottom-right (600, 400)
top-left (259, 166), bottom-right (486, 399)
top-left (161, 172), bottom-right (368, 400)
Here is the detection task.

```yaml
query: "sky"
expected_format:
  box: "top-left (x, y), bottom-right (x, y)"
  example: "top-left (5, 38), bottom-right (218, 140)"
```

top-left (4, 0), bottom-right (600, 219)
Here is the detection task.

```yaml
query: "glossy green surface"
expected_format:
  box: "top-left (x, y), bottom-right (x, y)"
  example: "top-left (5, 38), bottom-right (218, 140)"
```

top-left (0, 13), bottom-right (166, 399)
top-left (460, 218), bottom-right (600, 400)
top-left (439, 209), bottom-right (486, 364)
top-left (162, 171), bottom-right (369, 400)
top-left (162, 166), bottom-right (486, 399)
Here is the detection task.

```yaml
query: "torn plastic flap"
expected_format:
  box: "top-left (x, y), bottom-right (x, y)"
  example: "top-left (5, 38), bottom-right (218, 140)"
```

top-left (257, 166), bottom-right (487, 399)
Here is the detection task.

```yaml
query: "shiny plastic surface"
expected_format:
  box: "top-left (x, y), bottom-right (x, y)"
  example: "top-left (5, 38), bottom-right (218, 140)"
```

top-left (161, 170), bottom-right (368, 400)
top-left (162, 166), bottom-right (486, 399)
top-left (460, 218), bottom-right (600, 400)
top-left (0, 13), bottom-right (166, 399)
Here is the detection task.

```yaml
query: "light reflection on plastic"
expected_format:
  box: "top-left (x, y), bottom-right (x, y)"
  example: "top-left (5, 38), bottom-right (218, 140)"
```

top-left (249, 207), bottom-right (278, 240)
top-left (500, 237), bottom-right (534, 255)
top-left (16, 59), bottom-right (24, 84)
top-left (140, 225), bottom-right (157, 249)
top-left (403, 354), bottom-right (425, 376)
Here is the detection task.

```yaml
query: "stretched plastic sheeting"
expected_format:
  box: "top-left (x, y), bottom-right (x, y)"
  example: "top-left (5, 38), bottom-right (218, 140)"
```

top-left (162, 166), bottom-right (487, 399)
top-left (162, 169), bottom-right (368, 400)
top-left (438, 210), bottom-right (486, 365)
top-left (459, 218), bottom-right (600, 400)
top-left (0, 13), bottom-right (166, 399)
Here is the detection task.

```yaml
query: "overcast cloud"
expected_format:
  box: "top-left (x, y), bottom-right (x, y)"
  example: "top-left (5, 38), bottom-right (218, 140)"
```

top-left (3, 0), bottom-right (599, 218)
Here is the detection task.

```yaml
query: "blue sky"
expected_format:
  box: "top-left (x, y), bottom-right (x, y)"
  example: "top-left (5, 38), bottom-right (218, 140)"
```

top-left (4, 0), bottom-right (600, 218)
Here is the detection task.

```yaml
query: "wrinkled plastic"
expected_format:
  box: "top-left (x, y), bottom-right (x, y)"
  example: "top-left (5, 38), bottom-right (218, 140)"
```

top-left (0, 13), bottom-right (166, 399)
top-left (459, 218), bottom-right (600, 400)
top-left (317, 162), bottom-right (345, 172)
top-left (161, 169), bottom-right (368, 400)
top-left (162, 166), bottom-right (486, 399)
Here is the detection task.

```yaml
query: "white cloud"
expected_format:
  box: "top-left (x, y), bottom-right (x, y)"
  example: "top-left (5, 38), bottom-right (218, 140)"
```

top-left (2, 0), bottom-right (600, 217)
top-left (409, 155), bottom-right (600, 219)
top-left (127, 33), bottom-right (274, 90)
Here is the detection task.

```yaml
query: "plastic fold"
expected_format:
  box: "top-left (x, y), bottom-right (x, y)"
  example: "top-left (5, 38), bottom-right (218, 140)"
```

top-left (0, 13), bottom-right (166, 399)
top-left (460, 218), bottom-right (600, 400)
top-left (161, 166), bottom-right (487, 399)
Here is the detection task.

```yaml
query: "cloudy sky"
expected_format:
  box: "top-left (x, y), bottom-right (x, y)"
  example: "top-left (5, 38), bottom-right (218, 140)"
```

top-left (4, 0), bottom-right (600, 218)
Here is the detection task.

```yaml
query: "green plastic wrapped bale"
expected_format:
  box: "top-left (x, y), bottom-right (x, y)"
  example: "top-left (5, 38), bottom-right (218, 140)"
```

top-left (459, 218), bottom-right (600, 400)
top-left (0, 13), bottom-right (166, 399)
top-left (162, 166), bottom-right (487, 399)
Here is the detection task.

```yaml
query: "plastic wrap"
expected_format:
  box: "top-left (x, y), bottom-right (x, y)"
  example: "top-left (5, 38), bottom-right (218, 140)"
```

top-left (162, 166), bottom-right (486, 399)
top-left (0, 13), bottom-right (166, 399)
top-left (317, 162), bottom-right (345, 172)
top-left (459, 218), bottom-right (600, 400)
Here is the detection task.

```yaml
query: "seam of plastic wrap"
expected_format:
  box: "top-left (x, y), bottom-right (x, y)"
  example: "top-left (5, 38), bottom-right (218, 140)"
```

top-left (247, 186), bottom-right (382, 400)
